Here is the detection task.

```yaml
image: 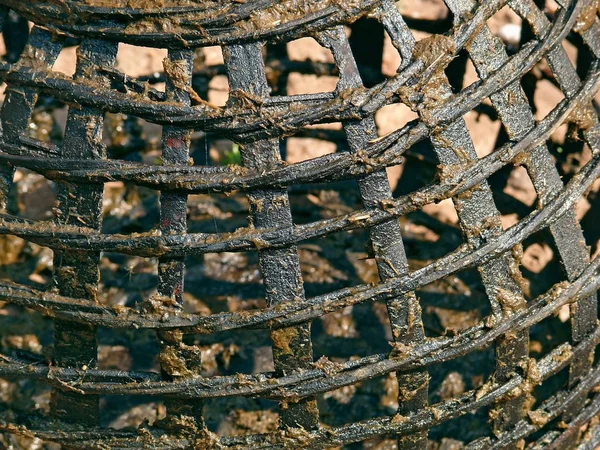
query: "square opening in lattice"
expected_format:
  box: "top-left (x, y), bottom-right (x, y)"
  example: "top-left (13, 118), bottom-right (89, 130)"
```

top-left (489, 164), bottom-right (538, 221)
top-left (98, 253), bottom-right (158, 308)
top-left (188, 328), bottom-right (273, 376)
top-left (446, 49), bottom-right (478, 95)
top-left (197, 45), bottom-right (226, 106)
top-left (299, 243), bottom-right (352, 295)
top-left (529, 314), bottom-right (572, 367)
top-left (520, 229), bottom-right (564, 298)
top-left (487, 4), bottom-right (523, 52)
top-left (428, 349), bottom-right (495, 444)
top-left (313, 300), bottom-right (391, 359)
top-left (53, 44), bottom-right (78, 78)
top-left (0, 302), bottom-right (52, 355)
top-left (420, 267), bottom-right (489, 339)
top-left (206, 397), bottom-right (279, 437)
top-left (28, 103), bottom-right (67, 145)
top-left (398, 216), bottom-right (449, 271)
top-left (0, 234), bottom-right (53, 288)
top-left (284, 37), bottom-right (338, 96)
top-left (289, 181), bottom-right (362, 225)
top-left (318, 372), bottom-right (400, 428)
top-left (102, 183), bottom-right (160, 234)
top-left (581, 184), bottom-right (600, 254)
top-left (347, 17), bottom-right (386, 88)
top-left (103, 113), bottom-right (154, 160)
top-left (9, 170), bottom-right (55, 222)
top-left (392, 139), bottom-right (439, 197)
top-left (186, 251), bottom-right (262, 310)
top-left (188, 192), bottom-right (249, 234)
top-left (375, 102), bottom-right (419, 191)
top-left (285, 122), bottom-right (342, 164)
top-left (529, 362), bottom-right (570, 425)
top-left (100, 396), bottom-right (166, 430)
top-left (420, 197), bottom-right (460, 230)
top-left (117, 44), bottom-right (168, 91)
top-left (397, 0), bottom-right (451, 29)
top-left (529, 59), bottom-right (566, 122)
top-left (208, 74), bottom-right (229, 108)
top-left (462, 100), bottom-right (503, 159)
top-left (382, 29), bottom-right (401, 78)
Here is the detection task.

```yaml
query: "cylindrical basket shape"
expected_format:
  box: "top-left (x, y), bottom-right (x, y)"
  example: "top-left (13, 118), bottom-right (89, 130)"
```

top-left (0, 1), bottom-right (599, 449)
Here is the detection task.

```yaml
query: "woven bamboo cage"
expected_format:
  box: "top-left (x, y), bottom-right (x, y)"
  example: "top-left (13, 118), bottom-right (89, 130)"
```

top-left (0, 0), bottom-right (600, 449)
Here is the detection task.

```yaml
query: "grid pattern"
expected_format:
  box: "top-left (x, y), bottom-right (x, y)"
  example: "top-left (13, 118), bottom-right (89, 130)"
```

top-left (0, 0), bottom-right (598, 448)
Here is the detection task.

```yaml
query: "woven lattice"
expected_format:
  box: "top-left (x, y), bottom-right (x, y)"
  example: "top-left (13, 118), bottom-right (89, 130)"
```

top-left (0, 0), bottom-right (599, 448)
